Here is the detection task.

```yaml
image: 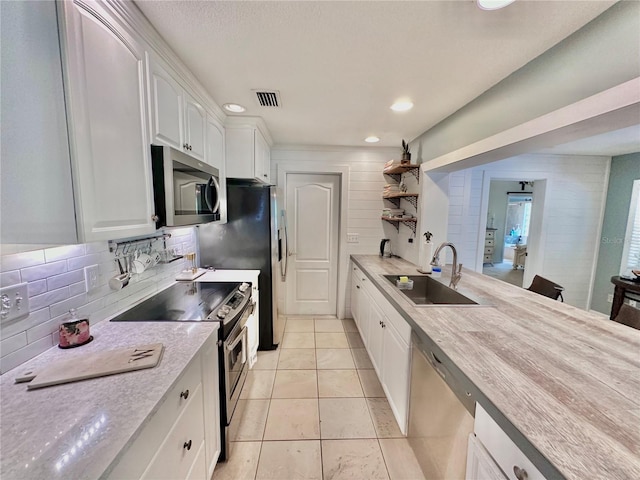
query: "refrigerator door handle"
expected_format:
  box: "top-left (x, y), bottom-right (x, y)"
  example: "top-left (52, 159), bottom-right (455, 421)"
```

top-left (280, 210), bottom-right (289, 280)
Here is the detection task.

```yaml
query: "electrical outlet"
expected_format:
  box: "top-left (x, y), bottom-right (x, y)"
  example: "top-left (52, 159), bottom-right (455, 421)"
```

top-left (607, 294), bottom-right (613, 303)
top-left (84, 265), bottom-right (100, 291)
top-left (629, 300), bottom-right (638, 308)
top-left (0, 282), bottom-right (30, 324)
top-left (347, 233), bottom-right (359, 243)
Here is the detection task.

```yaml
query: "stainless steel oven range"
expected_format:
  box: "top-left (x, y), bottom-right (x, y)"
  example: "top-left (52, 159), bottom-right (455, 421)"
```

top-left (110, 281), bottom-right (253, 462)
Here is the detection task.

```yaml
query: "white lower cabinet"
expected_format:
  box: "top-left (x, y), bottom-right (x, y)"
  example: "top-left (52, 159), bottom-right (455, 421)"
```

top-left (472, 404), bottom-right (546, 480)
top-left (350, 262), bottom-right (410, 434)
top-left (108, 334), bottom-right (219, 480)
top-left (466, 434), bottom-right (507, 480)
top-left (141, 384), bottom-right (205, 480)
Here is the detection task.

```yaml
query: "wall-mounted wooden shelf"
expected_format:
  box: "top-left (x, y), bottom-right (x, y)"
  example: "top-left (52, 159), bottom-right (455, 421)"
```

top-left (382, 193), bottom-right (419, 209)
top-left (381, 216), bottom-right (417, 235)
top-left (383, 164), bottom-right (420, 183)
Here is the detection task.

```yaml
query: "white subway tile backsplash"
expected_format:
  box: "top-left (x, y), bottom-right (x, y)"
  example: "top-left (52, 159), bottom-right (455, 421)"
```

top-left (69, 281), bottom-right (86, 297)
top-left (44, 244), bottom-right (85, 263)
top-left (0, 336), bottom-right (53, 374)
top-left (49, 292), bottom-right (88, 318)
top-left (1, 332), bottom-right (27, 356)
top-left (26, 317), bottom-right (60, 344)
top-left (21, 260), bottom-right (67, 282)
top-left (0, 308), bottom-right (51, 340)
top-left (0, 228), bottom-right (196, 371)
top-left (0, 250), bottom-right (45, 271)
top-left (47, 269), bottom-right (84, 291)
top-left (0, 270), bottom-right (21, 287)
top-left (85, 242), bottom-right (109, 254)
top-left (29, 287), bottom-right (70, 311)
top-left (27, 280), bottom-right (47, 297)
top-left (67, 252), bottom-right (105, 271)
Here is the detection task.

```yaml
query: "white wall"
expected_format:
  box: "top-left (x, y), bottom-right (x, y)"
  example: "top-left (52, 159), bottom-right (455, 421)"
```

top-left (271, 146), bottom-right (396, 317)
top-left (447, 154), bottom-right (610, 309)
top-left (0, 228), bottom-right (196, 373)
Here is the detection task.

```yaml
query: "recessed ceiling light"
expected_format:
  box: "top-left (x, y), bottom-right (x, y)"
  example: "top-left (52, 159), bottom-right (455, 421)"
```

top-left (223, 103), bottom-right (246, 113)
top-left (477, 0), bottom-right (516, 11)
top-left (390, 101), bottom-right (413, 112)
top-left (365, 136), bottom-right (380, 143)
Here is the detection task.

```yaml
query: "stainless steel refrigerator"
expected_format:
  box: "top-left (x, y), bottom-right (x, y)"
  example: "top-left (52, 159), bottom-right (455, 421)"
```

top-left (197, 182), bottom-right (287, 350)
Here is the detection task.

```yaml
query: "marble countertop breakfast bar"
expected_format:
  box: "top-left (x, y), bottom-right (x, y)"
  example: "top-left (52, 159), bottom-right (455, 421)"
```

top-left (352, 255), bottom-right (640, 480)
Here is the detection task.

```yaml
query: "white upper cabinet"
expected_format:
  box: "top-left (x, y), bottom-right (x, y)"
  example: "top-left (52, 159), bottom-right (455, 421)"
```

top-left (148, 53), bottom-right (206, 161)
top-left (225, 119), bottom-right (272, 183)
top-left (184, 93), bottom-right (206, 161)
top-left (0, 1), bottom-right (77, 245)
top-left (58, 0), bottom-right (156, 242)
top-left (148, 53), bottom-right (184, 150)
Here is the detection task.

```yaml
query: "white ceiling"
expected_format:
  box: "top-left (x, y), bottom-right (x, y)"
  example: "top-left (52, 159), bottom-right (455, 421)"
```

top-left (136, 0), bottom-right (615, 149)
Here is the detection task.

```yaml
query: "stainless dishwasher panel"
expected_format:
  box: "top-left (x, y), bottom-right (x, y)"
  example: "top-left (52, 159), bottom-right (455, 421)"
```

top-left (408, 334), bottom-right (475, 480)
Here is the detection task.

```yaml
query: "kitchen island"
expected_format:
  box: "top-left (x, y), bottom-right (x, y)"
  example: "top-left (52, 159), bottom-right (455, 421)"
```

top-left (352, 254), bottom-right (640, 480)
top-left (0, 319), bottom-right (219, 479)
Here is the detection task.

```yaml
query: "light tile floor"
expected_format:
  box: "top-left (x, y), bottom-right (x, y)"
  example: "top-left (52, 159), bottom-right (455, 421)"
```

top-left (213, 315), bottom-right (425, 480)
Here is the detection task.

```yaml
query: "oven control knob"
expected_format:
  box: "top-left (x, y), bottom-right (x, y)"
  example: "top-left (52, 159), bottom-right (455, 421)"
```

top-left (221, 305), bottom-right (231, 313)
top-left (239, 283), bottom-right (249, 293)
top-left (216, 310), bottom-right (227, 319)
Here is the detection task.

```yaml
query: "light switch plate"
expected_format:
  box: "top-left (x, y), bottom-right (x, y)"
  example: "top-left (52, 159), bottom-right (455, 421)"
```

top-left (607, 294), bottom-right (613, 303)
top-left (347, 233), bottom-right (359, 243)
top-left (0, 282), bottom-right (30, 324)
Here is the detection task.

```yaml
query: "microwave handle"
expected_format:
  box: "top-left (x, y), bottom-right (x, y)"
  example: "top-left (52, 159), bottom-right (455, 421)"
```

top-left (206, 175), bottom-right (221, 214)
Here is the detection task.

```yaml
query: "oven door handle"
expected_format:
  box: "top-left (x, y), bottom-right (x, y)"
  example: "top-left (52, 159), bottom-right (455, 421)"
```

top-left (227, 325), bottom-right (248, 365)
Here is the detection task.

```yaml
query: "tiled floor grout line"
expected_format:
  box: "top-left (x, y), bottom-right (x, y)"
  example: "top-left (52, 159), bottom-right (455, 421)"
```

top-left (226, 315), bottom-right (412, 479)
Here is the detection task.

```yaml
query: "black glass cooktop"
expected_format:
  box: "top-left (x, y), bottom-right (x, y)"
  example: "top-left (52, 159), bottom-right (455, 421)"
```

top-left (110, 282), bottom-right (240, 322)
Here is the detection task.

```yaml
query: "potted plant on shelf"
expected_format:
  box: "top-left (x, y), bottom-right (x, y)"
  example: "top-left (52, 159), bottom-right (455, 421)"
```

top-left (401, 139), bottom-right (411, 164)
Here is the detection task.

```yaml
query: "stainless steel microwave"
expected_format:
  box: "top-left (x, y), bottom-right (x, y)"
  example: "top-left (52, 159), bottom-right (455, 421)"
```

top-left (151, 145), bottom-right (221, 228)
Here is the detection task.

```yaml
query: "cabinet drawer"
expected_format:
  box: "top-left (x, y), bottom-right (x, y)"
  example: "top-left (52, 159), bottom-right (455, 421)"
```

top-left (107, 356), bottom-right (205, 479)
top-left (484, 247), bottom-right (494, 255)
top-left (485, 231), bottom-right (495, 239)
top-left (485, 239), bottom-right (495, 247)
top-left (142, 383), bottom-right (205, 480)
top-left (483, 255), bottom-right (493, 262)
top-left (475, 404), bottom-right (546, 480)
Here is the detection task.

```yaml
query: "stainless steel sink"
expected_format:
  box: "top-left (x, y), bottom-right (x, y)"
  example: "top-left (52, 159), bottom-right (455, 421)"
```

top-left (383, 275), bottom-right (478, 305)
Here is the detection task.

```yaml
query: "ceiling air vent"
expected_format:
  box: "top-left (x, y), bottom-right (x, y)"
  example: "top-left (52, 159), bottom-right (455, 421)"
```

top-left (253, 90), bottom-right (281, 107)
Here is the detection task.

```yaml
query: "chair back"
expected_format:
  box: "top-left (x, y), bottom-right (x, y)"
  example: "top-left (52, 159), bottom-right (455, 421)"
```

top-left (613, 304), bottom-right (640, 330)
top-left (527, 275), bottom-right (565, 301)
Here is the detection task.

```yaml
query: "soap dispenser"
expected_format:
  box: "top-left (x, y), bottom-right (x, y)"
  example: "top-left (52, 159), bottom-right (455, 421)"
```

top-left (380, 239), bottom-right (392, 258)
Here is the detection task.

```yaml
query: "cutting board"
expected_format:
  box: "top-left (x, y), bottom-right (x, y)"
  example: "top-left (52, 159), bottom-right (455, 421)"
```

top-left (15, 343), bottom-right (164, 390)
top-left (175, 268), bottom-right (207, 281)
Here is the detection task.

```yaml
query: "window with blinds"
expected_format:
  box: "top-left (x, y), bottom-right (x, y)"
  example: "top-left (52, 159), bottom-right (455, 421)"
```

top-left (620, 179), bottom-right (640, 273)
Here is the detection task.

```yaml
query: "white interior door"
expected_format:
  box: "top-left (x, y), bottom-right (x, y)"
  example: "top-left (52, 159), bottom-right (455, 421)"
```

top-left (285, 173), bottom-right (340, 315)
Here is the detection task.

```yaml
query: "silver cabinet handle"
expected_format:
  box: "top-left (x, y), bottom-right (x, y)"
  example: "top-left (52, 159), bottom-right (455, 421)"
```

top-left (513, 466), bottom-right (528, 480)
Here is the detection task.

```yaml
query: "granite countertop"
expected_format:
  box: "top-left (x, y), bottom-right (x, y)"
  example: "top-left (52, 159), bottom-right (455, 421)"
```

top-left (0, 319), bottom-right (219, 480)
top-left (352, 255), bottom-right (640, 480)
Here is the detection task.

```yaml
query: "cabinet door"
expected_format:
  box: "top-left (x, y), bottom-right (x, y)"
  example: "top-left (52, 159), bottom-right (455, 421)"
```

top-left (200, 336), bottom-right (221, 478)
top-left (382, 321), bottom-right (410, 434)
top-left (350, 268), bottom-right (361, 325)
top-left (254, 129), bottom-right (270, 183)
top-left (148, 53), bottom-right (183, 150)
top-left (206, 117), bottom-right (224, 170)
top-left (184, 93), bottom-right (206, 161)
top-left (1, 0), bottom-right (77, 244)
top-left (466, 434), bottom-right (507, 480)
top-left (58, 0), bottom-right (155, 241)
top-left (358, 288), bottom-right (371, 348)
top-left (368, 303), bottom-right (385, 375)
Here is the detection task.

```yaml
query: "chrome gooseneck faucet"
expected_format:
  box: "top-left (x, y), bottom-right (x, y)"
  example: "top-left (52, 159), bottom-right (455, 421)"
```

top-left (431, 242), bottom-right (463, 289)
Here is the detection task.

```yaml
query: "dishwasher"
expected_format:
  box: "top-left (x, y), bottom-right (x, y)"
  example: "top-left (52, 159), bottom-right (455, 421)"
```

top-left (408, 332), bottom-right (476, 479)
